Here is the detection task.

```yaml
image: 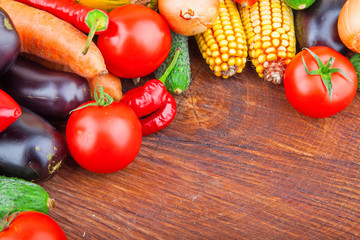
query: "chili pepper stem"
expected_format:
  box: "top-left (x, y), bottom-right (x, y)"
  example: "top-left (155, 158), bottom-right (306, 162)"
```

top-left (82, 19), bottom-right (99, 55)
top-left (82, 9), bottom-right (109, 55)
top-left (159, 48), bottom-right (181, 84)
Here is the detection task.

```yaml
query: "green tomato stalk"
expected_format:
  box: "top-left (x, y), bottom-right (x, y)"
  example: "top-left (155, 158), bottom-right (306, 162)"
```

top-left (302, 48), bottom-right (353, 102)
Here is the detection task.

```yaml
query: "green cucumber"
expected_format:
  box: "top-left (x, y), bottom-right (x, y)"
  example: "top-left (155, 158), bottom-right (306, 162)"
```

top-left (154, 30), bottom-right (191, 94)
top-left (349, 53), bottom-right (360, 91)
top-left (0, 176), bottom-right (55, 218)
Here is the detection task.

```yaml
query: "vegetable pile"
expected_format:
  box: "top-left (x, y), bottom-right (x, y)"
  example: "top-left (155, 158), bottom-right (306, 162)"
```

top-left (0, 0), bottom-right (360, 237)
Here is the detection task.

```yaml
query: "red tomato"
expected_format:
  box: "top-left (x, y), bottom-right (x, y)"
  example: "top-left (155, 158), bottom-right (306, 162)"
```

top-left (97, 4), bottom-right (171, 79)
top-left (284, 46), bottom-right (357, 118)
top-left (0, 211), bottom-right (67, 240)
top-left (66, 101), bottom-right (142, 173)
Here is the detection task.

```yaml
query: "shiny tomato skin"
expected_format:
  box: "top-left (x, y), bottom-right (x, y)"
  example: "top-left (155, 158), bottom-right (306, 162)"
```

top-left (0, 211), bottom-right (67, 240)
top-left (284, 46), bottom-right (357, 118)
top-left (66, 101), bottom-right (142, 173)
top-left (97, 4), bottom-right (171, 79)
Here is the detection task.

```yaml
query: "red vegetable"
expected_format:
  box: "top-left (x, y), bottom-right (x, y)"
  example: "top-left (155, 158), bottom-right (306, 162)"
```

top-left (0, 211), bottom-right (67, 240)
top-left (0, 89), bottom-right (21, 133)
top-left (66, 85), bottom-right (142, 173)
top-left (97, 4), bottom-right (171, 79)
top-left (284, 46), bottom-right (357, 118)
top-left (140, 92), bottom-right (176, 136)
top-left (234, 0), bottom-right (258, 7)
top-left (121, 48), bottom-right (180, 136)
top-left (15, 0), bottom-right (109, 54)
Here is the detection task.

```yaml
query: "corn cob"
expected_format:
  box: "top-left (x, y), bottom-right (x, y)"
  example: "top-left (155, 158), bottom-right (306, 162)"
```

top-left (239, 0), bottom-right (296, 84)
top-left (74, 0), bottom-right (158, 12)
top-left (194, 0), bottom-right (248, 79)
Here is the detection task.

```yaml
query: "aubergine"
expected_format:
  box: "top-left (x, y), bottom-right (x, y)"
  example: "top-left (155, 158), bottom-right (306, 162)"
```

top-left (0, 107), bottom-right (68, 182)
top-left (294, 0), bottom-right (351, 56)
top-left (0, 57), bottom-right (92, 122)
top-left (0, 7), bottom-right (20, 76)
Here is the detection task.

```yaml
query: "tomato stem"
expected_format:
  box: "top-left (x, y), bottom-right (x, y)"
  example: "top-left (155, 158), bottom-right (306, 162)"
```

top-left (302, 48), bottom-right (353, 102)
top-left (0, 208), bottom-right (19, 232)
top-left (69, 79), bottom-right (114, 114)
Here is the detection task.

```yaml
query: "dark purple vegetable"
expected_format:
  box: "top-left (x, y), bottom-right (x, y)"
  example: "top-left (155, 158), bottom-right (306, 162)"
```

top-left (0, 7), bottom-right (20, 76)
top-left (0, 107), bottom-right (68, 182)
top-left (0, 56), bottom-right (92, 121)
top-left (294, 0), bottom-right (351, 56)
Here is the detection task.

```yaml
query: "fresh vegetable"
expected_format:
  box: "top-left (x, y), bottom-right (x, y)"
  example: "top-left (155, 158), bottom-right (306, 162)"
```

top-left (74, 0), bottom-right (158, 12)
top-left (66, 85), bottom-right (142, 173)
top-left (140, 91), bottom-right (176, 136)
top-left (284, 46), bottom-right (357, 118)
top-left (294, 0), bottom-right (350, 56)
top-left (239, 0), bottom-right (296, 84)
top-left (195, 0), bottom-right (248, 78)
top-left (0, 7), bottom-right (20, 76)
top-left (0, 57), bottom-right (92, 121)
top-left (283, 0), bottom-right (315, 10)
top-left (349, 53), bottom-right (360, 90)
top-left (97, 4), bottom-right (171, 79)
top-left (15, 0), bottom-right (109, 55)
top-left (0, 0), bottom-right (107, 78)
top-left (158, 0), bottom-right (219, 36)
top-left (0, 176), bottom-right (55, 218)
top-left (234, 0), bottom-right (257, 8)
top-left (0, 211), bottom-right (67, 239)
top-left (0, 107), bottom-right (68, 182)
top-left (337, 0), bottom-right (360, 54)
top-left (121, 49), bottom-right (180, 136)
top-left (154, 30), bottom-right (191, 94)
top-left (0, 89), bottom-right (21, 132)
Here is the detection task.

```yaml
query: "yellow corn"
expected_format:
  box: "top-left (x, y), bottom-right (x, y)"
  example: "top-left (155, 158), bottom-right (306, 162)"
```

top-left (239, 0), bottom-right (296, 84)
top-left (194, 0), bottom-right (248, 79)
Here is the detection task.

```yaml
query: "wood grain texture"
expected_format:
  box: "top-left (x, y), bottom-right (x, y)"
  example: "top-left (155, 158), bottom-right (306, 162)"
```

top-left (41, 39), bottom-right (360, 239)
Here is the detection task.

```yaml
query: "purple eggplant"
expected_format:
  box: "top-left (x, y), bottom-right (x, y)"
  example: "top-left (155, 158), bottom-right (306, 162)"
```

top-left (0, 107), bottom-right (68, 182)
top-left (294, 0), bottom-right (351, 56)
top-left (0, 7), bottom-right (20, 76)
top-left (0, 57), bottom-right (92, 122)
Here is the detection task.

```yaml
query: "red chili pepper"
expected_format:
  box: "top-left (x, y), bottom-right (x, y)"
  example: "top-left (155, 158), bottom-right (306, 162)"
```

top-left (140, 91), bottom-right (176, 136)
top-left (120, 79), bottom-right (168, 118)
top-left (121, 48), bottom-right (181, 136)
top-left (15, 0), bottom-right (109, 54)
top-left (0, 89), bottom-right (21, 132)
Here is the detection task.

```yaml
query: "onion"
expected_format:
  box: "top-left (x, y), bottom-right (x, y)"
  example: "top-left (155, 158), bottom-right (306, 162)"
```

top-left (158, 0), bottom-right (220, 36)
top-left (338, 0), bottom-right (360, 53)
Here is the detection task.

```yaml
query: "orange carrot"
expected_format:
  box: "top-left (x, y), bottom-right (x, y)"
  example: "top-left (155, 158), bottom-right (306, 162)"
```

top-left (0, 0), bottom-right (107, 78)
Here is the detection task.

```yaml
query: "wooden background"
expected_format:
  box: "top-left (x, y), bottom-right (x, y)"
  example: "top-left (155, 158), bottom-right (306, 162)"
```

top-left (42, 38), bottom-right (360, 239)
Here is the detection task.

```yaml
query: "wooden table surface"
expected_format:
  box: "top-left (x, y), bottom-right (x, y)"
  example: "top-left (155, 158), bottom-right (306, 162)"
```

top-left (42, 38), bottom-right (360, 240)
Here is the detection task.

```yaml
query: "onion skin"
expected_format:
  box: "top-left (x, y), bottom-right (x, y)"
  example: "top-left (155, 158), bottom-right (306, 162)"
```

top-left (338, 0), bottom-right (360, 53)
top-left (158, 0), bottom-right (220, 36)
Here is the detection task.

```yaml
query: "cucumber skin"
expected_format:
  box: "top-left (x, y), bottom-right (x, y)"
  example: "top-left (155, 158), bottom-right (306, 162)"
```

top-left (0, 176), bottom-right (52, 218)
top-left (350, 53), bottom-right (360, 90)
top-left (154, 30), bottom-right (191, 94)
